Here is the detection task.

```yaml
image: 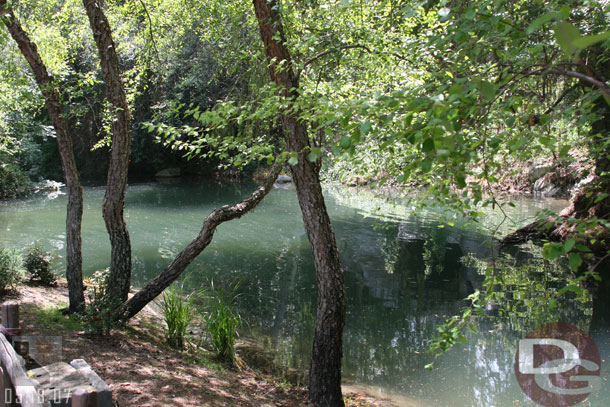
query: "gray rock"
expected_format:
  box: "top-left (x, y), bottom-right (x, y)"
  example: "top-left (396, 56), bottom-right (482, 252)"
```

top-left (275, 174), bottom-right (292, 184)
top-left (155, 168), bottom-right (181, 177)
top-left (528, 161), bottom-right (555, 182)
top-left (533, 174), bottom-right (562, 197)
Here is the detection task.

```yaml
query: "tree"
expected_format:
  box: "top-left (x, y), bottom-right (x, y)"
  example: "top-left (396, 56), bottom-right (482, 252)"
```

top-left (252, 1), bottom-right (346, 405)
top-left (122, 163), bottom-right (281, 319)
top-left (82, 0), bottom-right (132, 302)
top-left (0, 0), bottom-right (85, 312)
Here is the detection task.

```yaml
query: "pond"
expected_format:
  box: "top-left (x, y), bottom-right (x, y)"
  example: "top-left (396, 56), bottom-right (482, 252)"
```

top-left (1, 179), bottom-right (608, 406)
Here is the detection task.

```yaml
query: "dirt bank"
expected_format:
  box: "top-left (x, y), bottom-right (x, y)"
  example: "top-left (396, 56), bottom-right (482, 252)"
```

top-left (3, 281), bottom-right (397, 407)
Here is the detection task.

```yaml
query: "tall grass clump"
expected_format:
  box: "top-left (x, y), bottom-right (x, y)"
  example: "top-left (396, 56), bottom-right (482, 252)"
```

top-left (204, 283), bottom-right (242, 364)
top-left (0, 248), bottom-right (24, 293)
top-left (161, 284), bottom-right (193, 350)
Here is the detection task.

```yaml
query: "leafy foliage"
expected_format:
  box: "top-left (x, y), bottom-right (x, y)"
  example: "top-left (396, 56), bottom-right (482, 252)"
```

top-left (0, 162), bottom-right (32, 199)
top-left (24, 245), bottom-right (57, 286)
top-left (426, 249), bottom-right (595, 368)
top-left (0, 248), bottom-right (24, 293)
top-left (81, 268), bottom-right (123, 336)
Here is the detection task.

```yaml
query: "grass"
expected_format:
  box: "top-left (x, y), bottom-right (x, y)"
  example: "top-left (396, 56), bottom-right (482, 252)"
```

top-left (32, 304), bottom-right (83, 330)
top-left (161, 284), bottom-right (194, 350)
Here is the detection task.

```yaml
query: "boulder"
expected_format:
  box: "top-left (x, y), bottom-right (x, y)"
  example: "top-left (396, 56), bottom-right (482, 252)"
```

top-left (155, 168), bottom-right (181, 177)
top-left (533, 173), bottom-right (562, 197)
top-left (528, 161), bottom-right (555, 183)
top-left (275, 174), bottom-right (292, 184)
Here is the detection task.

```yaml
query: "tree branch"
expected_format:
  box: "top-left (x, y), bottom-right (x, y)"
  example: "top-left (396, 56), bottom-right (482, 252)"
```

top-left (122, 162), bottom-right (283, 319)
top-left (548, 68), bottom-right (610, 99)
top-left (303, 44), bottom-right (372, 68)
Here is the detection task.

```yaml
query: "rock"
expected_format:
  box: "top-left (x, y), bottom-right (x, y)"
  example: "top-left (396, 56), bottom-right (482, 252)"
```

top-left (528, 161), bottom-right (555, 183)
top-left (533, 173), bottom-right (562, 197)
top-left (155, 168), bottom-right (181, 177)
top-left (275, 174), bottom-right (292, 184)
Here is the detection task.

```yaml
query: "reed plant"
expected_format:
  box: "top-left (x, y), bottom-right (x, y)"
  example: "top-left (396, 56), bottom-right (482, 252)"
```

top-left (201, 282), bottom-right (242, 364)
top-left (161, 284), bottom-right (193, 350)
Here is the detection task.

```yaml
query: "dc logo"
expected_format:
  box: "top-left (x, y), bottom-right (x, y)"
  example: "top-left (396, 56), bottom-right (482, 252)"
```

top-left (514, 322), bottom-right (601, 406)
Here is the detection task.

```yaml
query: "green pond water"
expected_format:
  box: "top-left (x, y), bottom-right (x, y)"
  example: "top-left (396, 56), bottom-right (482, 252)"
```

top-left (1, 179), bottom-right (609, 406)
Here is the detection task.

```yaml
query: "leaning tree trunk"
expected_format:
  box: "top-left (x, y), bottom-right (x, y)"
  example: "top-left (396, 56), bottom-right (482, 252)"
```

top-left (83, 0), bottom-right (132, 302)
top-left (253, 1), bottom-right (346, 405)
top-left (1, 1), bottom-right (85, 312)
top-left (122, 164), bottom-right (282, 319)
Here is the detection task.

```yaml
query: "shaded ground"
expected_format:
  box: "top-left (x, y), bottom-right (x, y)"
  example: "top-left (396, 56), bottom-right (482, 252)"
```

top-left (5, 281), bottom-right (398, 407)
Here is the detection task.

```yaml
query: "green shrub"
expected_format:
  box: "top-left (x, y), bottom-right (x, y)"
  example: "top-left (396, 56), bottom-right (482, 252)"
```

top-left (81, 268), bottom-right (123, 336)
top-left (0, 248), bottom-right (24, 293)
top-left (161, 285), bottom-right (194, 350)
top-left (0, 163), bottom-right (32, 200)
top-left (24, 246), bottom-right (57, 286)
top-left (204, 284), bottom-right (242, 364)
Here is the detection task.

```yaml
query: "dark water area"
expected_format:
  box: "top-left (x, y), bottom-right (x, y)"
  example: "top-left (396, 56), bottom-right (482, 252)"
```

top-left (1, 179), bottom-right (608, 406)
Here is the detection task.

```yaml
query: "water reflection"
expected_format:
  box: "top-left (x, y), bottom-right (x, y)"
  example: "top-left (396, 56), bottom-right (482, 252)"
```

top-left (1, 181), bottom-right (607, 406)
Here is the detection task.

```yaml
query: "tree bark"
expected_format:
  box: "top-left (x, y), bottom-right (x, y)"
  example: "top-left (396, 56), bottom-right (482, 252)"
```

top-left (122, 164), bottom-right (282, 319)
top-left (1, 1), bottom-right (85, 312)
top-left (82, 0), bottom-right (132, 302)
top-left (252, 1), bottom-right (346, 405)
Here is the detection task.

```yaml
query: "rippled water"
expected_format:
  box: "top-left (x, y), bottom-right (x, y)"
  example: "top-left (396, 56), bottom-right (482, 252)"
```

top-left (1, 179), bottom-right (608, 406)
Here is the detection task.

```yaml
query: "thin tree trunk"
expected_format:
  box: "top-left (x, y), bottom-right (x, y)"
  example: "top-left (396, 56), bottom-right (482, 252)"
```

top-left (82, 0), bottom-right (132, 302)
top-left (122, 164), bottom-right (282, 319)
top-left (252, 1), bottom-right (346, 405)
top-left (1, 1), bottom-right (85, 312)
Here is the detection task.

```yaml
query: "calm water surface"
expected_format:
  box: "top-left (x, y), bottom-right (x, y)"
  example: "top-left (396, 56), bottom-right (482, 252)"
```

top-left (1, 179), bottom-right (608, 406)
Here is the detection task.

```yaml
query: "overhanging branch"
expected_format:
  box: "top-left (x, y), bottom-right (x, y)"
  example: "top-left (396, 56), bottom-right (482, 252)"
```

top-left (122, 161), bottom-right (283, 319)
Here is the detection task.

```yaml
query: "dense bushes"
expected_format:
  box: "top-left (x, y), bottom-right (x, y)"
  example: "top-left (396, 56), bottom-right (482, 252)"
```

top-left (0, 163), bottom-right (32, 200)
top-left (0, 248), bottom-right (24, 293)
top-left (24, 246), bottom-right (57, 286)
top-left (81, 268), bottom-right (123, 336)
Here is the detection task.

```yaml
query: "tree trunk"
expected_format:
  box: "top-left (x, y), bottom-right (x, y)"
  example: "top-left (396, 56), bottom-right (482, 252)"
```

top-left (82, 0), bottom-right (132, 302)
top-left (1, 1), bottom-right (85, 313)
top-left (122, 164), bottom-right (282, 319)
top-left (252, 1), bottom-right (346, 405)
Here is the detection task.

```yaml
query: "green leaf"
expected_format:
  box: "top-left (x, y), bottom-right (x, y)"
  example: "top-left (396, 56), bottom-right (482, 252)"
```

top-left (478, 81), bottom-right (496, 101)
top-left (559, 145), bottom-right (571, 158)
top-left (465, 8), bottom-right (476, 20)
top-left (307, 148), bottom-right (322, 162)
top-left (422, 138), bottom-right (435, 153)
top-left (526, 11), bottom-right (563, 34)
top-left (288, 156), bottom-right (298, 166)
top-left (563, 238), bottom-right (576, 253)
top-left (569, 253), bottom-right (582, 271)
top-left (573, 30), bottom-right (610, 50)
top-left (420, 158), bottom-right (433, 172)
top-left (455, 173), bottom-right (466, 188)
top-left (340, 135), bottom-right (352, 149)
top-left (360, 121), bottom-right (372, 135)
top-left (554, 22), bottom-right (581, 56)
top-left (594, 193), bottom-right (609, 204)
top-left (449, 83), bottom-right (464, 95)
top-left (542, 242), bottom-right (564, 260)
